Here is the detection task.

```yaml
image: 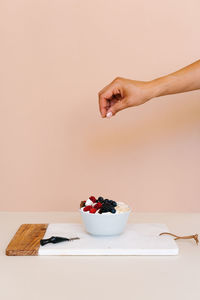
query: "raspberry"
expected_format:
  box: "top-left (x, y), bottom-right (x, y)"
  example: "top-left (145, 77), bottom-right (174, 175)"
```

top-left (83, 205), bottom-right (92, 212)
top-left (94, 202), bottom-right (102, 209)
top-left (89, 196), bottom-right (96, 203)
top-left (90, 208), bottom-right (97, 214)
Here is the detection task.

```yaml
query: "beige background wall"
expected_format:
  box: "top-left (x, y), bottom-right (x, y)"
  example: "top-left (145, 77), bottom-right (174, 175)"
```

top-left (1, 0), bottom-right (200, 212)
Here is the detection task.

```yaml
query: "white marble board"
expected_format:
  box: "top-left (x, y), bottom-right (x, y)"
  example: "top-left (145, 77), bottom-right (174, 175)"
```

top-left (38, 223), bottom-right (179, 256)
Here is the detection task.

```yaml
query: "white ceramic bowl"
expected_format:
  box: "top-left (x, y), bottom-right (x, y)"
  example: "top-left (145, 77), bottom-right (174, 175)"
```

top-left (80, 209), bottom-right (131, 236)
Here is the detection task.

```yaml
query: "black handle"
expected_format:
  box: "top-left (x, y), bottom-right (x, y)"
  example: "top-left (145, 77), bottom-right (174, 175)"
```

top-left (40, 237), bottom-right (53, 246)
top-left (40, 236), bottom-right (69, 246)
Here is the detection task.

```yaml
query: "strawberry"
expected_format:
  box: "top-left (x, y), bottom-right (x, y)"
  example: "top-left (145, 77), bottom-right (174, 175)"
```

top-left (89, 196), bottom-right (96, 203)
top-left (83, 205), bottom-right (92, 212)
top-left (90, 207), bottom-right (97, 214)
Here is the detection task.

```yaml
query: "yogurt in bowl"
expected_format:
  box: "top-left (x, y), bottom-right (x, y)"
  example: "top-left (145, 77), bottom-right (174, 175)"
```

top-left (80, 196), bottom-right (131, 236)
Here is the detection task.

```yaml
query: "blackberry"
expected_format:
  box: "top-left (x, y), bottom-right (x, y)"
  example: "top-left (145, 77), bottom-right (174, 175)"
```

top-left (110, 200), bottom-right (117, 207)
top-left (99, 209), bottom-right (107, 214)
top-left (98, 197), bottom-right (104, 203)
top-left (97, 197), bottom-right (117, 213)
top-left (101, 203), bottom-right (112, 209)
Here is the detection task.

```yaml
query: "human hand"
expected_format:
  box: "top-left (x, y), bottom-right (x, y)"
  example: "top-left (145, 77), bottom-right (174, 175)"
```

top-left (98, 77), bottom-right (155, 118)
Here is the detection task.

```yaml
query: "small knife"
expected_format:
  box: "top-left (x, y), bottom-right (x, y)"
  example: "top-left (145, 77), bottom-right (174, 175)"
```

top-left (40, 236), bottom-right (80, 246)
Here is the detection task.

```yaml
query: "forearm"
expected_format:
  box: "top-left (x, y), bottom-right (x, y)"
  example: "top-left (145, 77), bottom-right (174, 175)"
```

top-left (149, 60), bottom-right (200, 98)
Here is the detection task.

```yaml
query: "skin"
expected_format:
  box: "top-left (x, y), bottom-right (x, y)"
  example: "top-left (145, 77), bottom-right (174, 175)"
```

top-left (98, 60), bottom-right (200, 118)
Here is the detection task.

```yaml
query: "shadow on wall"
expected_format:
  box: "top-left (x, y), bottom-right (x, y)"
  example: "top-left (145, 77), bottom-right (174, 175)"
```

top-left (87, 95), bottom-right (200, 154)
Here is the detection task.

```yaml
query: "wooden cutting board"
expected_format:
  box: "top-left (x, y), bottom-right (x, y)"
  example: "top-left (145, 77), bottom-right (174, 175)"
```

top-left (6, 223), bottom-right (179, 256)
top-left (6, 224), bottom-right (48, 256)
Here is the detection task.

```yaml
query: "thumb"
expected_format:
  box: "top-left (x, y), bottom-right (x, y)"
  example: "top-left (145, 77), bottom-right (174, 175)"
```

top-left (106, 98), bottom-right (128, 118)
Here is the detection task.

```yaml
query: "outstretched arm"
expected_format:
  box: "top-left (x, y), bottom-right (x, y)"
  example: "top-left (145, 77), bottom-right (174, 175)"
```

top-left (98, 60), bottom-right (200, 118)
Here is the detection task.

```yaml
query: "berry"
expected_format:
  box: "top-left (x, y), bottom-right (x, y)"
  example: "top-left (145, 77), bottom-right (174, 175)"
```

top-left (110, 201), bottom-right (117, 207)
top-left (83, 205), bottom-right (92, 212)
top-left (98, 197), bottom-right (104, 202)
top-left (89, 196), bottom-right (96, 203)
top-left (90, 207), bottom-right (97, 214)
top-left (102, 203), bottom-right (113, 209)
top-left (90, 196), bottom-right (117, 213)
top-left (94, 202), bottom-right (102, 209)
top-left (99, 206), bottom-right (109, 214)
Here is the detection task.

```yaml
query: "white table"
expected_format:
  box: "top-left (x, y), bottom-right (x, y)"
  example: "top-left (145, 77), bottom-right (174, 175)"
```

top-left (1, 212), bottom-right (199, 300)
